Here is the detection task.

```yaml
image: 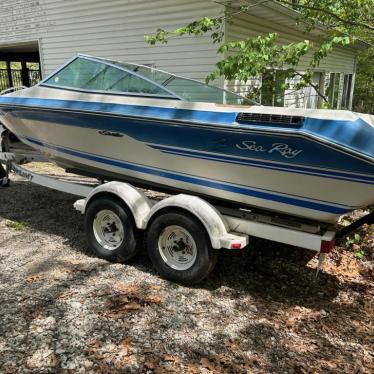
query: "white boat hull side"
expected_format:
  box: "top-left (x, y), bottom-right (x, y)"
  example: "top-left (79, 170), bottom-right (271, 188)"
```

top-left (6, 116), bottom-right (374, 223)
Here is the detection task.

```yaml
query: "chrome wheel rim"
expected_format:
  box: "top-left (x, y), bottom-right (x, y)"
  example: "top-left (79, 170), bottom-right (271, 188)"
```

top-left (158, 225), bottom-right (197, 270)
top-left (93, 210), bottom-right (124, 250)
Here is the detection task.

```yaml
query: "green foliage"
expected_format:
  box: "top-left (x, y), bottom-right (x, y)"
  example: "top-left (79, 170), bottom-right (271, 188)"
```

top-left (311, 36), bottom-right (351, 69)
top-left (5, 219), bottom-right (26, 231)
top-left (345, 233), bottom-right (362, 247)
top-left (145, 16), bottom-right (224, 45)
top-left (345, 232), bottom-right (368, 259)
top-left (353, 48), bottom-right (374, 114)
top-left (286, 0), bottom-right (374, 42)
top-left (145, 0), bottom-right (373, 104)
top-left (353, 248), bottom-right (367, 259)
top-left (206, 34), bottom-right (311, 83)
top-left (340, 216), bottom-right (353, 226)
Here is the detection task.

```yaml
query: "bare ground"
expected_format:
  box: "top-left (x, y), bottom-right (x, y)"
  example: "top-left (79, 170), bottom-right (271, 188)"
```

top-left (0, 163), bottom-right (373, 373)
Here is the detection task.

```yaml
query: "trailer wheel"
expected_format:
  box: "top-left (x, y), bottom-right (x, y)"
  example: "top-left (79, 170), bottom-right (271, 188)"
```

top-left (147, 212), bottom-right (217, 285)
top-left (85, 197), bottom-right (140, 262)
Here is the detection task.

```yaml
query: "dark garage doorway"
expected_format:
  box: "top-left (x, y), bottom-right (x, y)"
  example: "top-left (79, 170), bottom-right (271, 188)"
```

top-left (0, 41), bottom-right (42, 92)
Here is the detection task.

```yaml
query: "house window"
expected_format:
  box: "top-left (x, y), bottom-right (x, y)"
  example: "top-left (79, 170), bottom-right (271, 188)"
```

top-left (327, 73), bottom-right (341, 109)
top-left (304, 72), bottom-right (322, 109)
top-left (261, 70), bottom-right (286, 107)
top-left (341, 74), bottom-right (353, 109)
top-left (0, 60), bottom-right (42, 90)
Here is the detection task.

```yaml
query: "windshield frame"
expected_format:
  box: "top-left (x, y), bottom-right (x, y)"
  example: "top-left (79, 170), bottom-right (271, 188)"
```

top-left (39, 55), bottom-right (182, 100)
top-left (39, 54), bottom-right (256, 105)
top-left (108, 58), bottom-right (256, 105)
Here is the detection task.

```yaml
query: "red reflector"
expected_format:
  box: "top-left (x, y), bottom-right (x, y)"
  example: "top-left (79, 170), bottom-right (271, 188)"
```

top-left (230, 243), bottom-right (242, 249)
top-left (320, 240), bottom-right (335, 253)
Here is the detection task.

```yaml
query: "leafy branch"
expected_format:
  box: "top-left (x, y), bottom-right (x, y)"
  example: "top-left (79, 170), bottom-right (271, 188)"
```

top-left (278, 0), bottom-right (374, 32)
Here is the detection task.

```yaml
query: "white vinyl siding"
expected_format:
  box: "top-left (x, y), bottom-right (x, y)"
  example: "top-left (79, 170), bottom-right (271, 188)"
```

top-left (0, 0), bottom-right (223, 81)
top-left (0, 0), bottom-right (359, 108)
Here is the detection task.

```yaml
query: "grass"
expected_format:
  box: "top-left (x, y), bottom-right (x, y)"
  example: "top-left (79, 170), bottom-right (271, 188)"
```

top-left (5, 220), bottom-right (26, 231)
top-left (26, 162), bottom-right (64, 173)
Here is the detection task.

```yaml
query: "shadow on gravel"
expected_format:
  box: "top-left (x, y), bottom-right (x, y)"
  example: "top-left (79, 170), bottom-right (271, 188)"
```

top-left (0, 180), bottom-right (160, 274)
top-left (0, 180), bottom-right (92, 255)
top-left (196, 239), bottom-right (345, 308)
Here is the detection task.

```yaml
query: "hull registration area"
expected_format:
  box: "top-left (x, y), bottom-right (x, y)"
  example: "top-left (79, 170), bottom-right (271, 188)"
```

top-left (236, 140), bottom-right (303, 159)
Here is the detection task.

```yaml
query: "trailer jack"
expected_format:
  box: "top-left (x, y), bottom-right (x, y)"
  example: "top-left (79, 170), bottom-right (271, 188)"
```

top-left (316, 252), bottom-right (327, 276)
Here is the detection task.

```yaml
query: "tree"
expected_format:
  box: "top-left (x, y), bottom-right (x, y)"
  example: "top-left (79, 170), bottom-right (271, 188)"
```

top-left (353, 48), bottom-right (374, 114)
top-left (145, 0), bottom-right (373, 106)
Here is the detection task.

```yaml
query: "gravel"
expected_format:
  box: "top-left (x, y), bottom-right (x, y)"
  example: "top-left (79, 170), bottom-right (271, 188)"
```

top-left (0, 163), bottom-right (373, 373)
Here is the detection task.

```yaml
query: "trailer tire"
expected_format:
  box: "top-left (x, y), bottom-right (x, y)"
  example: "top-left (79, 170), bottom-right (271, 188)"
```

top-left (147, 212), bottom-right (217, 285)
top-left (85, 197), bottom-right (140, 262)
top-left (1, 130), bottom-right (9, 152)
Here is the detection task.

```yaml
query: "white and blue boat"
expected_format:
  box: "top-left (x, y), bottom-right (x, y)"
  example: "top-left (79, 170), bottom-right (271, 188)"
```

top-left (0, 54), bottom-right (373, 223)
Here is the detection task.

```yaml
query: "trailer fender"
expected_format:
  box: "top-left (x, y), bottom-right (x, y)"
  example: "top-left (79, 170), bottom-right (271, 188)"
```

top-left (145, 194), bottom-right (248, 250)
top-left (74, 181), bottom-right (152, 229)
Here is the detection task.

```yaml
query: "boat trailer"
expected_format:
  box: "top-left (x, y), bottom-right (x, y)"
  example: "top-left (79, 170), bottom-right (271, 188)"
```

top-left (1, 149), bottom-right (372, 284)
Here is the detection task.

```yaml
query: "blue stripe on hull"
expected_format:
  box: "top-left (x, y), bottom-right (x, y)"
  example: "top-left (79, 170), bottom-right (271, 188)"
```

top-left (24, 136), bottom-right (352, 215)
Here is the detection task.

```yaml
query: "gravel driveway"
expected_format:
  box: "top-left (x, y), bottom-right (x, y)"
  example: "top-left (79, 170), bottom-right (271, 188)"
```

top-left (0, 164), bottom-right (373, 373)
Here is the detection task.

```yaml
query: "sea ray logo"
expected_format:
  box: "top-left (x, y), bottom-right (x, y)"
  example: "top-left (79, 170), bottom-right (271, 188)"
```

top-left (236, 140), bottom-right (303, 159)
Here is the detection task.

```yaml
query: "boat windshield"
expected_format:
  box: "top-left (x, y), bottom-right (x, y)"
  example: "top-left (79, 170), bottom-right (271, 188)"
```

top-left (44, 57), bottom-right (174, 98)
top-left (112, 60), bottom-right (254, 105)
top-left (43, 56), bottom-right (254, 105)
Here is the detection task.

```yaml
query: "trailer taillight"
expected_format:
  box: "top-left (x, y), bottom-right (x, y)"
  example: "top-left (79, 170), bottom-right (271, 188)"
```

top-left (230, 243), bottom-right (242, 249)
top-left (320, 240), bottom-right (335, 253)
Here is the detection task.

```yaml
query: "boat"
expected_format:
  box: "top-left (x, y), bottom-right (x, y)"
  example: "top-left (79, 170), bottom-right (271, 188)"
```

top-left (0, 54), bottom-right (373, 224)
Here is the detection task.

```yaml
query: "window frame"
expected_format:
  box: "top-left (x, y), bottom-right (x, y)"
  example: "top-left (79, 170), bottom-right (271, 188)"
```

top-left (341, 73), bottom-right (353, 110)
top-left (39, 55), bottom-right (183, 100)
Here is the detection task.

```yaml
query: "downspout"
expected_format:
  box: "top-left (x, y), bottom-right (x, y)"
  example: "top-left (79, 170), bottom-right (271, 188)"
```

top-left (222, 5), bottom-right (228, 102)
top-left (37, 38), bottom-right (45, 79)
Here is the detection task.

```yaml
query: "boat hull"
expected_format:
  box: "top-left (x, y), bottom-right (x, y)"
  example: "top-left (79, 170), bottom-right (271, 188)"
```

top-left (1, 100), bottom-right (373, 223)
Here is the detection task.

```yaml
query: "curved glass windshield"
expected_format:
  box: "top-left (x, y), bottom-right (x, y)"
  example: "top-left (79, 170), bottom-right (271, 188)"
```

top-left (113, 61), bottom-right (254, 105)
top-left (44, 58), bottom-right (173, 97)
top-left (44, 55), bottom-right (255, 105)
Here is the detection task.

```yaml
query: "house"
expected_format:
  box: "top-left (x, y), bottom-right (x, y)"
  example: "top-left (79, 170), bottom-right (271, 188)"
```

top-left (0, 0), bottom-right (364, 109)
